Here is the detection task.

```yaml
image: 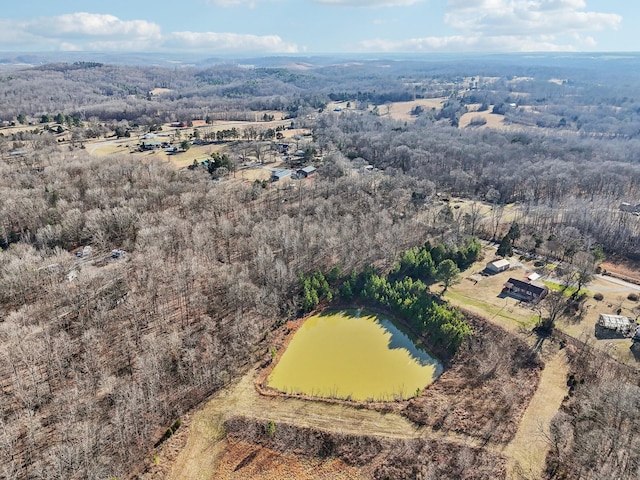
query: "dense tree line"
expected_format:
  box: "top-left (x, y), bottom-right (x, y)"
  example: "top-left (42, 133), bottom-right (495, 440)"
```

top-left (358, 273), bottom-right (471, 356)
top-left (313, 111), bottom-right (640, 259)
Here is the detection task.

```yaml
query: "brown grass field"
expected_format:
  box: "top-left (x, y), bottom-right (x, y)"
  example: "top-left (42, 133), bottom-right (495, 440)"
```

top-left (326, 98), bottom-right (445, 122)
top-left (458, 109), bottom-right (507, 130)
top-left (382, 98), bottom-right (446, 122)
top-left (504, 351), bottom-right (569, 479)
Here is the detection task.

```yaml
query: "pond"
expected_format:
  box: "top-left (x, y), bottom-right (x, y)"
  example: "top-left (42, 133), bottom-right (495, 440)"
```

top-left (267, 310), bottom-right (443, 401)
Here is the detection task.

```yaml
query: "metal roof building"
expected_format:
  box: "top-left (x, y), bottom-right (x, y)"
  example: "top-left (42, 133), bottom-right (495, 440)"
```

top-left (597, 314), bottom-right (635, 334)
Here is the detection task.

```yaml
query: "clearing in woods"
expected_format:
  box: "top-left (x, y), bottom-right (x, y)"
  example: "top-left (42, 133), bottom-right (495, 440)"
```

top-left (326, 98), bottom-right (445, 122)
top-left (383, 98), bottom-right (446, 121)
top-left (458, 109), bottom-right (507, 129)
top-left (504, 351), bottom-right (569, 479)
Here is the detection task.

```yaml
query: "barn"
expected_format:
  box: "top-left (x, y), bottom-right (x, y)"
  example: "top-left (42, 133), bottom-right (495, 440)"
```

top-left (271, 169), bottom-right (293, 182)
top-left (486, 259), bottom-right (511, 274)
top-left (297, 166), bottom-right (316, 178)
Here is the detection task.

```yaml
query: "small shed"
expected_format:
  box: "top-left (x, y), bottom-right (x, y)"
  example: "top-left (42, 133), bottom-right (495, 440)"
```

top-left (297, 166), bottom-right (316, 178)
top-left (271, 169), bottom-right (292, 182)
top-left (486, 259), bottom-right (511, 274)
top-left (525, 272), bottom-right (541, 282)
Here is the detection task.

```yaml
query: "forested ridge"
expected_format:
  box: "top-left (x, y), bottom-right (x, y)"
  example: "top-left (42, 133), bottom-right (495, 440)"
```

top-left (1, 55), bottom-right (640, 478)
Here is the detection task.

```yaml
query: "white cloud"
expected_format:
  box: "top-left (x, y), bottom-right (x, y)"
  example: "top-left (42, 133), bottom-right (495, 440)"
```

top-left (28, 13), bottom-right (162, 40)
top-left (2, 12), bottom-right (298, 54)
top-left (0, 20), bottom-right (40, 46)
top-left (358, 0), bottom-right (622, 53)
top-left (167, 31), bottom-right (299, 53)
top-left (59, 42), bottom-right (83, 52)
top-left (358, 34), bottom-right (580, 53)
top-left (444, 0), bottom-right (621, 36)
top-left (313, 0), bottom-right (423, 6)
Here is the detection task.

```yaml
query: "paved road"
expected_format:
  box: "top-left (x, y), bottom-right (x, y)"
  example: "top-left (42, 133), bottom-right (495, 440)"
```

top-left (594, 274), bottom-right (640, 292)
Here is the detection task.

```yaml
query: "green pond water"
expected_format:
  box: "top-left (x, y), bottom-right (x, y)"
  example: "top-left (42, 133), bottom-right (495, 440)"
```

top-left (268, 310), bottom-right (443, 401)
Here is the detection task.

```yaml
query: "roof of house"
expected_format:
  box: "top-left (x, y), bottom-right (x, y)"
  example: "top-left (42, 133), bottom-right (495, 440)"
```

top-left (298, 166), bottom-right (316, 174)
top-left (505, 277), bottom-right (548, 296)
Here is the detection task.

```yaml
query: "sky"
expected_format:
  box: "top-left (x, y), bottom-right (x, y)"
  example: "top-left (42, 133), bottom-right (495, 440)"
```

top-left (0, 1), bottom-right (637, 55)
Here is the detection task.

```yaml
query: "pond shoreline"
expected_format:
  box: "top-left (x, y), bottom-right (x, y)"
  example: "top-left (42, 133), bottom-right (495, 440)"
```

top-left (256, 306), bottom-right (444, 407)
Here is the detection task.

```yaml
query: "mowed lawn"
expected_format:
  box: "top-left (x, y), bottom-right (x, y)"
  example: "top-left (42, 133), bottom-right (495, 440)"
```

top-left (442, 263), bottom-right (540, 333)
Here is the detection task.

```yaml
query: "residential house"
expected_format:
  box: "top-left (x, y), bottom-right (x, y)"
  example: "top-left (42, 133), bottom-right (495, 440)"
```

top-left (503, 278), bottom-right (549, 302)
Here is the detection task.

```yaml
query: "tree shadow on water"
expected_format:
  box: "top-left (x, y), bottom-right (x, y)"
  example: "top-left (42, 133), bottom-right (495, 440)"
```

top-left (379, 318), bottom-right (442, 368)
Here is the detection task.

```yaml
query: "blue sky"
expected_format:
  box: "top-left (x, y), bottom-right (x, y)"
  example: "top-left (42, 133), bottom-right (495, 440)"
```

top-left (0, 1), bottom-right (636, 55)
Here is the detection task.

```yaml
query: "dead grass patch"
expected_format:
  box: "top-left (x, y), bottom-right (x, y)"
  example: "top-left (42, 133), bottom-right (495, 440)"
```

top-left (601, 259), bottom-right (640, 285)
top-left (505, 350), bottom-right (569, 479)
top-left (384, 98), bottom-right (446, 122)
top-left (225, 416), bottom-right (506, 480)
top-left (458, 110), bottom-right (507, 129)
top-left (211, 440), bottom-right (366, 480)
top-left (149, 88), bottom-right (172, 96)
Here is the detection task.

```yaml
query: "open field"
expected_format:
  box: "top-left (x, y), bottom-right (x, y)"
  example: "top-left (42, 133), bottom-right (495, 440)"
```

top-left (81, 117), bottom-right (312, 169)
top-left (384, 98), bottom-right (446, 121)
top-left (149, 87), bottom-right (172, 96)
top-left (458, 109), bottom-right (508, 129)
top-left (327, 98), bottom-right (445, 122)
top-left (504, 351), bottom-right (568, 479)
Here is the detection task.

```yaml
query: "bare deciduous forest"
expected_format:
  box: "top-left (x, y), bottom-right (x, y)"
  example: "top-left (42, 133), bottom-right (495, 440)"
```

top-left (1, 54), bottom-right (640, 479)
